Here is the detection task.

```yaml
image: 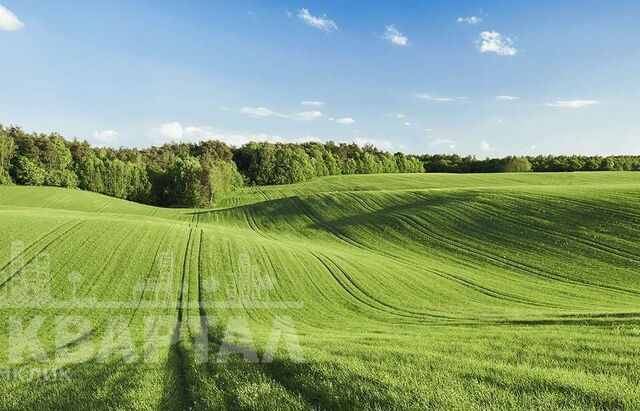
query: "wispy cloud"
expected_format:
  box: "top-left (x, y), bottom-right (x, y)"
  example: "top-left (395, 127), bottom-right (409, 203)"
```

top-left (301, 100), bottom-right (324, 107)
top-left (298, 9), bottom-right (338, 32)
top-left (240, 106), bottom-right (283, 118)
top-left (496, 95), bottom-right (520, 101)
top-left (239, 106), bottom-right (323, 121)
top-left (295, 111), bottom-right (324, 121)
top-left (546, 100), bottom-right (600, 108)
top-left (430, 138), bottom-right (458, 149)
top-left (384, 25), bottom-right (409, 47)
top-left (0, 4), bottom-right (24, 31)
top-left (335, 117), bottom-right (356, 125)
top-left (478, 31), bottom-right (518, 56)
top-left (415, 93), bottom-right (459, 102)
top-left (457, 16), bottom-right (482, 25)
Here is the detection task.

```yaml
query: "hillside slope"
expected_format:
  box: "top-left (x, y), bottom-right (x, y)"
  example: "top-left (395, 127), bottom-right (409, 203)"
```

top-left (0, 172), bottom-right (639, 409)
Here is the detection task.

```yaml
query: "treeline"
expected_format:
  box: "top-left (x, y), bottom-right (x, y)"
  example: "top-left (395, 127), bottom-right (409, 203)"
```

top-left (421, 154), bottom-right (640, 173)
top-left (2, 124), bottom-right (639, 207)
top-left (0, 125), bottom-right (422, 207)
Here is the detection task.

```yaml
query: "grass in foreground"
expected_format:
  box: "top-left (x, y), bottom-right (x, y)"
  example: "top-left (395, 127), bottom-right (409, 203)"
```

top-left (0, 172), bottom-right (639, 409)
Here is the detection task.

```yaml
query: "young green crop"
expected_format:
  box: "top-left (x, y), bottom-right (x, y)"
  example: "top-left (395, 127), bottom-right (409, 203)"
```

top-left (0, 172), bottom-right (639, 409)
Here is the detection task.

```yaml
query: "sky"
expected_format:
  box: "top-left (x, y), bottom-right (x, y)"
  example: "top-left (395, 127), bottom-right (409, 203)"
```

top-left (1, 0), bottom-right (639, 156)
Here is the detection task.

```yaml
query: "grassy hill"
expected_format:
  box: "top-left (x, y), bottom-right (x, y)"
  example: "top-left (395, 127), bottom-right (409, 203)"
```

top-left (1, 172), bottom-right (639, 409)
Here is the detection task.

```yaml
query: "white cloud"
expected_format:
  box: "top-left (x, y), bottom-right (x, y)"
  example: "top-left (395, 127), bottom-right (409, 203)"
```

top-left (93, 130), bottom-right (120, 144)
top-left (301, 100), bottom-right (324, 107)
top-left (335, 117), bottom-right (356, 125)
top-left (546, 100), bottom-right (600, 108)
top-left (353, 137), bottom-right (393, 151)
top-left (496, 95), bottom-right (520, 101)
top-left (149, 122), bottom-right (288, 146)
top-left (394, 113), bottom-right (406, 119)
top-left (430, 138), bottom-right (458, 149)
top-left (481, 140), bottom-right (499, 151)
top-left (478, 31), bottom-right (518, 56)
top-left (384, 25), bottom-right (409, 47)
top-left (150, 122), bottom-right (185, 141)
top-left (415, 93), bottom-right (456, 102)
top-left (295, 111), bottom-right (323, 121)
top-left (297, 9), bottom-right (338, 32)
top-left (403, 121), bottom-right (412, 126)
top-left (0, 5), bottom-right (24, 31)
top-left (457, 16), bottom-right (482, 25)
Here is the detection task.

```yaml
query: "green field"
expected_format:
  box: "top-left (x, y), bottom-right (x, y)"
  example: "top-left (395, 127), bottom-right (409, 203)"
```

top-left (1, 172), bottom-right (639, 410)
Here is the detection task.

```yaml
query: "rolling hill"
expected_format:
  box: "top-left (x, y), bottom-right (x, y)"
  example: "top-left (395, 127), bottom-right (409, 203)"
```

top-left (0, 172), bottom-right (639, 409)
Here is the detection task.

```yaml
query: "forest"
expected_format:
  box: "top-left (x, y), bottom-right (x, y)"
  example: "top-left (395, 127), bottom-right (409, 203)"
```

top-left (1, 124), bottom-right (638, 207)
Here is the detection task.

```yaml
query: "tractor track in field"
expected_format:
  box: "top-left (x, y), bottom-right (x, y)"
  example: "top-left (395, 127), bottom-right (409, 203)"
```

top-left (94, 198), bottom-right (117, 213)
top-left (495, 194), bottom-right (640, 259)
top-left (287, 195), bottom-right (555, 310)
top-left (394, 209), bottom-right (640, 299)
top-left (380, 211), bottom-right (556, 308)
top-left (17, 222), bottom-right (127, 347)
top-left (0, 220), bottom-right (85, 291)
top-left (526, 191), bottom-right (640, 222)
top-left (168, 227), bottom-right (195, 410)
top-left (202, 190), bottom-right (609, 311)
top-left (0, 219), bottom-right (78, 275)
top-left (295, 196), bottom-right (376, 252)
top-left (196, 229), bottom-right (208, 330)
top-left (456, 198), bottom-right (640, 291)
top-left (345, 191), bottom-right (380, 214)
top-left (465, 199), bottom-right (640, 267)
top-left (292, 195), bottom-right (555, 309)
top-left (312, 252), bottom-right (453, 321)
top-left (343, 205), bottom-right (553, 307)
top-left (49, 225), bottom-right (149, 353)
top-left (127, 230), bottom-right (171, 327)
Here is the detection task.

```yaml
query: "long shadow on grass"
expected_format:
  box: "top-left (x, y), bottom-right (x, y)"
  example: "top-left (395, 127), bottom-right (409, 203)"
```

top-left (258, 357), bottom-right (402, 410)
top-left (187, 323), bottom-right (402, 410)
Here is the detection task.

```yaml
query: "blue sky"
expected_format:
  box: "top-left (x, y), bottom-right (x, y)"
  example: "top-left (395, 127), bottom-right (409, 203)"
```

top-left (1, 0), bottom-right (639, 156)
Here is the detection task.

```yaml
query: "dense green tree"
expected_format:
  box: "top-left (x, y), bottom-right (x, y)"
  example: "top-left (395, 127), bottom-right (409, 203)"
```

top-left (502, 156), bottom-right (532, 172)
top-left (165, 155), bottom-right (202, 207)
top-left (235, 143), bottom-right (315, 185)
top-left (0, 128), bottom-right (16, 184)
top-left (303, 142), bottom-right (331, 177)
top-left (13, 156), bottom-right (46, 185)
top-left (75, 154), bottom-right (107, 193)
top-left (198, 158), bottom-right (243, 205)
